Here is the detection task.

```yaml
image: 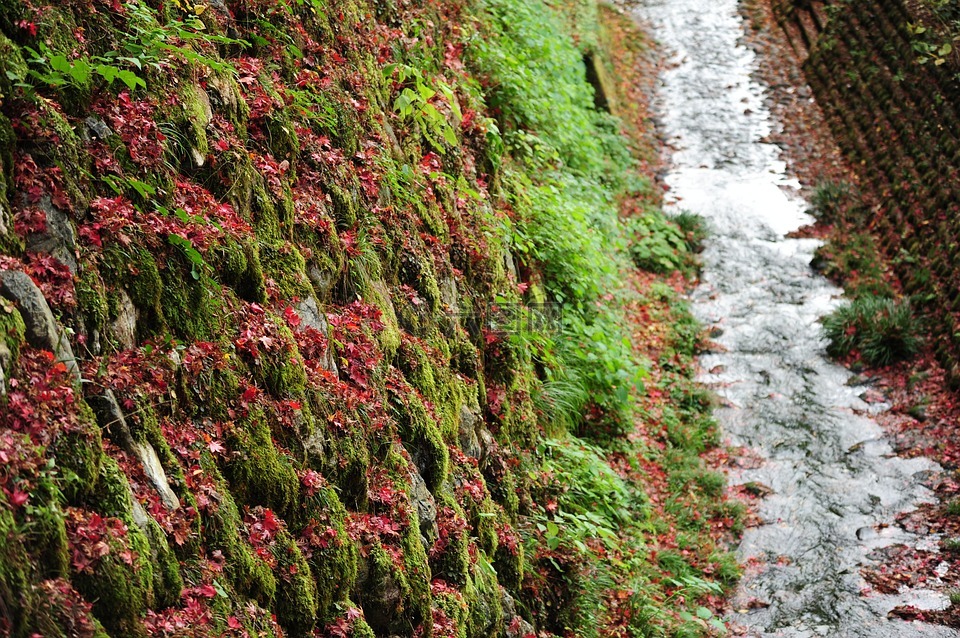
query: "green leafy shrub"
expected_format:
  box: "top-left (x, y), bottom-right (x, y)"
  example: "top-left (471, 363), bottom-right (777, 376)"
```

top-left (822, 295), bottom-right (922, 366)
top-left (470, 0), bottom-right (645, 432)
top-left (672, 210), bottom-right (708, 253)
top-left (627, 212), bottom-right (696, 275)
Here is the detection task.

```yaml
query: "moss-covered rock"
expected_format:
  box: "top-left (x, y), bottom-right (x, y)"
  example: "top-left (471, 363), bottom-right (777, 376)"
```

top-left (224, 410), bottom-right (301, 517)
top-left (393, 392), bottom-right (449, 493)
top-left (200, 456), bottom-right (277, 604)
top-left (301, 484), bottom-right (358, 621)
top-left (356, 540), bottom-right (430, 637)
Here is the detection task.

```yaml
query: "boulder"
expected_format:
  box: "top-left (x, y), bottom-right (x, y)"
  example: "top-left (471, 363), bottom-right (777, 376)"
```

top-left (87, 390), bottom-right (180, 510)
top-left (408, 466), bottom-right (438, 548)
top-left (24, 195), bottom-right (78, 274)
top-left (107, 288), bottom-right (138, 350)
top-left (295, 295), bottom-right (338, 374)
top-left (0, 270), bottom-right (79, 383)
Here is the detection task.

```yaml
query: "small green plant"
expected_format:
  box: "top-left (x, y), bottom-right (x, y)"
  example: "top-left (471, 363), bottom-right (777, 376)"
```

top-left (906, 395), bottom-right (930, 421)
top-left (822, 295), bottom-right (922, 367)
top-left (672, 210), bottom-right (708, 253)
top-left (385, 63), bottom-right (462, 152)
top-left (808, 179), bottom-right (870, 227)
top-left (16, 42), bottom-right (146, 92)
top-left (627, 212), bottom-right (691, 274)
top-left (942, 537), bottom-right (960, 553)
top-left (813, 231), bottom-right (893, 298)
top-left (946, 499), bottom-right (960, 517)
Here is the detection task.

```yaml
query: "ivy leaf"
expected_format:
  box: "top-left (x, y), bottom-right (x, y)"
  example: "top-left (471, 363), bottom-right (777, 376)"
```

top-left (96, 64), bottom-right (118, 84)
top-left (117, 69), bottom-right (146, 90)
top-left (69, 58), bottom-right (91, 84)
top-left (442, 124), bottom-right (458, 147)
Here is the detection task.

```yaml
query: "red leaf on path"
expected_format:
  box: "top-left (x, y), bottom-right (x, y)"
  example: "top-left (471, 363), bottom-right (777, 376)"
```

top-left (198, 584), bottom-right (217, 598)
top-left (228, 616), bottom-right (243, 629)
top-left (207, 440), bottom-right (226, 455)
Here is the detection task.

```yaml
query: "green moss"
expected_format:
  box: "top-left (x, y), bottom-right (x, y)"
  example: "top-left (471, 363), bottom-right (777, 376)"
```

top-left (301, 485), bottom-right (358, 621)
top-left (349, 617), bottom-right (377, 638)
top-left (141, 513), bottom-right (183, 608)
top-left (260, 241), bottom-right (313, 300)
top-left (265, 107), bottom-right (300, 165)
top-left (359, 540), bottom-right (428, 637)
top-left (400, 513), bottom-right (432, 631)
top-left (0, 303), bottom-right (25, 370)
top-left (158, 260), bottom-right (224, 341)
top-left (101, 245), bottom-right (164, 335)
top-left (271, 527), bottom-right (319, 637)
top-left (434, 589), bottom-right (469, 638)
top-left (31, 98), bottom-right (90, 206)
top-left (0, 32), bottom-right (27, 99)
top-left (393, 392), bottom-right (449, 493)
top-left (328, 182), bottom-right (359, 229)
top-left (493, 524), bottom-right (524, 592)
top-left (213, 238), bottom-right (267, 303)
top-left (466, 553), bottom-right (504, 638)
top-left (0, 114), bottom-right (24, 255)
top-left (430, 493), bottom-right (470, 587)
top-left (399, 339), bottom-right (472, 440)
top-left (0, 504), bottom-right (34, 637)
top-left (224, 410), bottom-right (301, 517)
top-left (72, 462), bottom-right (154, 637)
top-left (305, 246), bottom-right (342, 303)
top-left (31, 477), bottom-right (70, 580)
top-left (176, 82), bottom-right (212, 169)
top-left (251, 169), bottom-right (283, 240)
top-left (74, 265), bottom-right (109, 344)
top-left (321, 424), bottom-right (370, 510)
top-left (51, 407), bottom-right (104, 504)
top-left (199, 455), bottom-right (277, 604)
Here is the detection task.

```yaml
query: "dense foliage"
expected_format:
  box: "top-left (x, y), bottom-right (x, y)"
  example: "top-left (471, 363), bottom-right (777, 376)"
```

top-left (0, 0), bottom-right (735, 637)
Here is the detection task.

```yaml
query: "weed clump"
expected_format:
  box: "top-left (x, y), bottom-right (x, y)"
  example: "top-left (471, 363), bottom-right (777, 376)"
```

top-left (822, 295), bottom-right (922, 366)
top-left (626, 211), bottom-right (701, 276)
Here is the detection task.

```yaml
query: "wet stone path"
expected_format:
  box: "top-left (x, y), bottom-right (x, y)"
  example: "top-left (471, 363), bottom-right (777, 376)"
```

top-left (632, 1), bottom-right (958, 636)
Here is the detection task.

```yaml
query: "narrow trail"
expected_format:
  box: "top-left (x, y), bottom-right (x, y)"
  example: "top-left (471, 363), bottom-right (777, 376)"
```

top-left (632, 1), bottom-right (958, 636)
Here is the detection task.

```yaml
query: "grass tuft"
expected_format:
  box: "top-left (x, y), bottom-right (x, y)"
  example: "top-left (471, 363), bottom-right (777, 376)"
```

top-left (822, 295), bottom-right (922, 367)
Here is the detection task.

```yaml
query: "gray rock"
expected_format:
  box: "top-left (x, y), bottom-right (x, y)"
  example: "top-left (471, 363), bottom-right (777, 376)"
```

top-left (502, 589), bottom-right (535, 638)
top-left (135, 439), bottom-right (180, 511)
top-left (308, 262), bottom-right (337, 301)
top-left (478, 426), bottom-right (496, 462)
top-left (408, 465), bottom-right (438, 548)
top-left (83, 116), bottom-right (112, 141)
top-left (87, 389), bottom-right (137, 451)
top-left (0, 199), bottom-right (9, 237)
top-left (458, 404), bottom-right (482, 459)
top-left (440, 275), bottom-right (458, 313)
top-left (107, 288), bottom-right (138, 350)
top-left (0, 270), bottom-right (79, 383)
top-left (303, 427), bottom-right (326, 462)
top-left (503, 246), bottom-right (519, 281)
top-left (24, 195), bottom-right (77, 273)
top-left (295, 295), bottom-right (338, 374)
top-left (131, 498), bottom-right (151, 531)
top-left (204, 72), bottom-right (242, 120)
top-left (87, 389), bottom-right (180, 510)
